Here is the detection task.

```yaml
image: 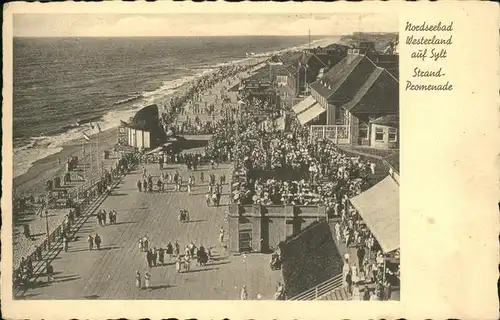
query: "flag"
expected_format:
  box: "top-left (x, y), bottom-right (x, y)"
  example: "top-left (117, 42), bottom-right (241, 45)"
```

top-left (96, 123), bottom-right (102, 133)
top-left (82, 132), bottom-right (91, 141)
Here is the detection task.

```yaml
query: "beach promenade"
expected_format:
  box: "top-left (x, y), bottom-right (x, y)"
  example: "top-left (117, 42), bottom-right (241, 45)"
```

top-left (18, 162), bottom-right (282, 300)
top-left (14, 57), bottom-right (280, 300)
top-left (178, 61), bottom-right (266, 124)
top-left (12, 59), bottom-right (264, 273)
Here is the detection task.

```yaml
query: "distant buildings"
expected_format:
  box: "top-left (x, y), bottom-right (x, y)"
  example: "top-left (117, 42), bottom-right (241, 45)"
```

top-left (237, 38), bottom-right (399, 150)
top-left (288, 50), bottom-right (399, 149)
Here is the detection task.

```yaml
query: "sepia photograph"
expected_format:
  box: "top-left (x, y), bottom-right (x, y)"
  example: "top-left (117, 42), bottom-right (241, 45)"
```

top-left (10, 12), bottom-right (400, 301)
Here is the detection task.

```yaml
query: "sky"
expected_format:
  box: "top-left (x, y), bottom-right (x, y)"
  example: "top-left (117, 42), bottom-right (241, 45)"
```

top-left (14, 13), bottom-right (398, 37)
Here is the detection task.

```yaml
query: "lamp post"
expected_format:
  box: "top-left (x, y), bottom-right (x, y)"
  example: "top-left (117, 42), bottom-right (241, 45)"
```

top-left (42, 206), bottom-right (51, 249)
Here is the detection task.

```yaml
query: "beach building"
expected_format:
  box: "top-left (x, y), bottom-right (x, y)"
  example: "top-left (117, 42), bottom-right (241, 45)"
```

top-left (285, 51), bottom-right (346, 97)
top-left (123, 104), bottom-right (166, 150)
top-left (290, 52), bottom-right (398, 149)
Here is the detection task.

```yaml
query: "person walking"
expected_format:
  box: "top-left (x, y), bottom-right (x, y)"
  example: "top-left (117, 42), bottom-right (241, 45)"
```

top-left (144, 271), bottom-right (151, 290)
top-left (176, 256), bottom-right (182, 273)
top-left (174, 240), bottom-right (180, 257)
top-left (135, 270), bottom-right (142, 290)
top-left (87, 235), bottom-right (94, 251)
top-left (152, 247), bottom-right (158, 267)
top-left (219, 227), bottom-right (225, 246)
top-left (146, 250), bottom-right (152, 268)
top-left (205, 192), bottom-right (211, 207)
top-left (94, 233), bottom-right (102, 250)
top-left (187, 176), bottom-right (193, 194)
top-left (96, 211), bottom-right (102, 226)
top-left (166, 242), bottom-right (173, 260)
top-left (240, 285), bottom-right (248, 300)
top-left (63, 236), bottom-right (69, 252)
top-left (158, 247), bottom-right (165, 265)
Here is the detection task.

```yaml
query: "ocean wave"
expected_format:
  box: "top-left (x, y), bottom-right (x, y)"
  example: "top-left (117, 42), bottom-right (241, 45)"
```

top-left (13, 38), bottom-right (334, 179)
top-left (113, 93), bottom-right (144, 106)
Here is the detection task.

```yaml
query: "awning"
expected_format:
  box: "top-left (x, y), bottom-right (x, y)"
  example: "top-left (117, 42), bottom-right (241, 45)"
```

top-left (146, 146), bottom-right (162, 155)
top-left (349, 175), bottom-right (400, 253)
top-left (292, 95), bottom-right (317, 115)
top-left (297, 103), bottom-right (326, 125)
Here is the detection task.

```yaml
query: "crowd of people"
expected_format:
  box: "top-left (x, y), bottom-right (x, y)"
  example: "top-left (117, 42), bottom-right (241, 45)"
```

top-left (159, 61), bottom-right (263, 134)
top-left (337, 203), bottom-right (400, 301)
top-left (222, 126), bottom-right (377, 212)
top-left (96, 209), bottom-right (118, 226)
top-left (133, 233), bottom-right (226, 290)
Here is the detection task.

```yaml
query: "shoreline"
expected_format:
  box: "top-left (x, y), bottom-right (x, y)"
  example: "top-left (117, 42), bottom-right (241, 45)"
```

top-left (13, 57), bottom-right (266, 197)
top-left (13, 37), bottom-right (334, 196)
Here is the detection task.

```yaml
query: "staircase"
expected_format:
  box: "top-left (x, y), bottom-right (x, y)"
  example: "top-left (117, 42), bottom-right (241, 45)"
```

top-left (288, 273), bottom-right (349, 300)
top-left (317, 285), bottom-right (351, 300)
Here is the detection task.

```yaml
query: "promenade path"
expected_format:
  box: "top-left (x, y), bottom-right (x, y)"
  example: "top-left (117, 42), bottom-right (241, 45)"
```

top-left (13, 143), bottom-right (121, 270)
top-left (177, 61), bottom-right (267, 124)
top-left (20, 162), bottom-right (282, 300)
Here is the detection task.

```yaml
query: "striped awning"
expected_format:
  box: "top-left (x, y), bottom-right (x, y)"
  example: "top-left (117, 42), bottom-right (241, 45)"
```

top-left (297, 103), bottom-right (326, 125)
top-left (292, 95), bottom-right (317, 115)
top-left (349, 175), bottom-right (400, 253)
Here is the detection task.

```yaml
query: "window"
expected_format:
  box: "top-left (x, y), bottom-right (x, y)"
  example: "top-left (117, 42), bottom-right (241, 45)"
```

top-left (388, 128), bottom-right (398, 142)
top-left (375, 127), bottom-right (384, 141)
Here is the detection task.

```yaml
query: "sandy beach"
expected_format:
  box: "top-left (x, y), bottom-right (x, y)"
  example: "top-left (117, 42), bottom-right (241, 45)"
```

top-left (13, 57), bottom-right (267, 198)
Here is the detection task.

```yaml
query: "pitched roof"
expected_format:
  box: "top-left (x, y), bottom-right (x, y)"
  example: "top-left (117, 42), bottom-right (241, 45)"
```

top-left (309, 54), bottom-right (372, 100)
top-left (342, 67), bottom-right (384, 111)
top-left (344, 68), bottom-right (399, 115)
top-left (309, 54), bottom-right (398, 116)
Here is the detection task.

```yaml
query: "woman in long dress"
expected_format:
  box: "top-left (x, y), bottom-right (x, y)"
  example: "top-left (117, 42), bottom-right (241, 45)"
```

top-left (184, 255), bottom-right (191, 272)
top-left (166, 242), bottom-right (173, 260)
top-left (144, 271), bottom-right (151, 290)
top-left (135, 271), bottom-right (142, 289)
top-left (176, 256), bottom-right (182, 273)
top-left (351, 264), bottom-right (359, 284)
top-left (351, 283), bottom-right (361, 300)
top-left (240, 285), bottom-right (248, 300)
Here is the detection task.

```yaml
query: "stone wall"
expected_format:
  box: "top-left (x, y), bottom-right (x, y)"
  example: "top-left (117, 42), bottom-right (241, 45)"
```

top-left (228, 203), bottom-right (328, 253)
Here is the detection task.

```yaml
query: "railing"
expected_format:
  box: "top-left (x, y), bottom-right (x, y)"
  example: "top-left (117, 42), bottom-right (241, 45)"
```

top-left (310, 125), bottom-right (350, 144)
top-left (13, 164), bottom-right (132, 295)
top-left (288, 273), bottom-right (344, 300)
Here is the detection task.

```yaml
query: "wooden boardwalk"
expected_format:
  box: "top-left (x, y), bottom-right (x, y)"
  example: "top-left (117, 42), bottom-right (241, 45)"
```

top-left (19, 163), bottom-right (282, 300)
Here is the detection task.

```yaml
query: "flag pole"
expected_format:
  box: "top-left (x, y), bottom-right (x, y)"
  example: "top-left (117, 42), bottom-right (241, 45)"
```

top-left (97, 129), bottom-right (100, 175)
top-left (83, 139), bottom-right (86, 181)
top-left (90, 137), bottom-right (93, 178)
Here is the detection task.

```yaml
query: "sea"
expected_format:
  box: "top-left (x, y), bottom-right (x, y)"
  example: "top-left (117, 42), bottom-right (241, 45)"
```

top-left (13, 36), bottom-right (331, 178)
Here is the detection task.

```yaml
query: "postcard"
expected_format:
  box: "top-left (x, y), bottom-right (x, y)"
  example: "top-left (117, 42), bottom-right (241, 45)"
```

top-left (2, 2), bottom-right (499, 319)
